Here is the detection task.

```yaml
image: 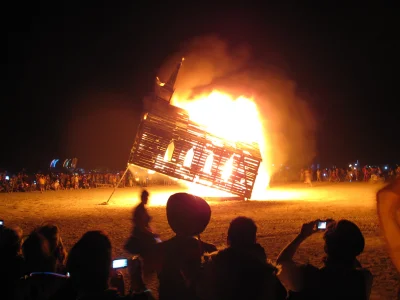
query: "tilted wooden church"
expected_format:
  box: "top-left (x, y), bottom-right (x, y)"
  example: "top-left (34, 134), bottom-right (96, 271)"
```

top-left (128, 59), bottom-right (262, 199)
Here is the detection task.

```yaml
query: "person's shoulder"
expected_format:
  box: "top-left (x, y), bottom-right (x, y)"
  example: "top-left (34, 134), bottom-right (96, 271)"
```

top-left (134, 203), bottom-right (145, 213)
top-left (212, 247), bottom-right (234, 261)
top-left (302, 263), bottom-right (319, 271)
top-left (200, 240), bottom-right (217, 253)
top-left (298, 263), bottom-right (320, 278)
top-left (136, 202), bottom-right (145, 209)
top-left (16, 274), bottom-right (68, 298)
top-left (22, 273), bottom-right (69, 286)
top-left (356, 267), bottom-right (372, 275)
top-left (355, 267), bottom-right (373, 282)
top-left (123, 290), bottom-right (156, 300)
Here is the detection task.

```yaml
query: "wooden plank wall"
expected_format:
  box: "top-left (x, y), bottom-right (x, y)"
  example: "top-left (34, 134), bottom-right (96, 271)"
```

top-left (129, 102), bottom-right (262, 198)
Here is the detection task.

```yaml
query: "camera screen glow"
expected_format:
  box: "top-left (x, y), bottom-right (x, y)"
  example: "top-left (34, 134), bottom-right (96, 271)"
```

top-left (318, 222), bottom-right (327, 229)
top-left (112, 259), bottom-right (128, 269)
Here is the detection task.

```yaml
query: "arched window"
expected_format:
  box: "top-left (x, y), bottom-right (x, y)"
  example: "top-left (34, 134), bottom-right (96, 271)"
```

top-left (222, 155), bottom-right (234, 182)
top-left (183, 147), bottom-right (194, 168)
top-left (203, 151), bottom-right (214, 175)
top-left (164, 140), bottom-right (175, 162)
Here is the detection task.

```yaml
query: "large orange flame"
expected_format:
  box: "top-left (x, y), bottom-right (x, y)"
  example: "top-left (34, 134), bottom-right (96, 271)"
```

top-left (172, 90), bottom-right (270, 199)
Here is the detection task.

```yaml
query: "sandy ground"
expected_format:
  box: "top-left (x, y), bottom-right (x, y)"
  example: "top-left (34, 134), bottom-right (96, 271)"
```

top-left (0, 182), bottom-right (398, 299)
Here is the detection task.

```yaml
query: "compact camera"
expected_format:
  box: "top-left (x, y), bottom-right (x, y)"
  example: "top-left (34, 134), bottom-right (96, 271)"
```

top-left (112, 258), bottom-right (128, 269)
top-left (317, 220), bottom-right (327, 230)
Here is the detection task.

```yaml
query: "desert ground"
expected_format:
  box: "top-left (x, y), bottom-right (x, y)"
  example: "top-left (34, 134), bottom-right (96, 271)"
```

top-left (0, 182), bottom-right (398, 299)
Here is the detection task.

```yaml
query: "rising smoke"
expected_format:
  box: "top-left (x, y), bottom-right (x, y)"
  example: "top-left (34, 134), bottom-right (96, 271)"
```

top-left (158, 35), bottom-right (316, 180)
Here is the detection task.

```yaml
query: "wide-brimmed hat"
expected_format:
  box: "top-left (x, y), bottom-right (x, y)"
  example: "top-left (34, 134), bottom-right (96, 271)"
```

top-left (166, 193), bottom-right (211, 236)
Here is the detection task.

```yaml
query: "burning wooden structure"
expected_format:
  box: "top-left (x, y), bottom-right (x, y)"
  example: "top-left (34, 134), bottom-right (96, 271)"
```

top-left (128, 59), bottom-right (262, 199)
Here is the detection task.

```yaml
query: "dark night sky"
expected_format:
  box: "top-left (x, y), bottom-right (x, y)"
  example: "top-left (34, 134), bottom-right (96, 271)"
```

top-left (4, 2), bottom-right (398, 172)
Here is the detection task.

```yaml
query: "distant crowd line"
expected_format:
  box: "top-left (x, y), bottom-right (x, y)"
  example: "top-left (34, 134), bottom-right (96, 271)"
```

top-left (0, 164), bottom-right (399, 193)
top-left (271, 164), bottom-right (400, 184)
top-left (0, 170), bottom-right (178, 193)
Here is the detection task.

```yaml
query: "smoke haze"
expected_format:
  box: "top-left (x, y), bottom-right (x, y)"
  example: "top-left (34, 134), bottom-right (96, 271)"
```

top-left (159, 35), bottom-right (316, 178)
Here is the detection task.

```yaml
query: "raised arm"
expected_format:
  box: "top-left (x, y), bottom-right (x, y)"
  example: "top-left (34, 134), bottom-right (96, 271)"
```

top-left (277, 221), bottom-right (317, 264)
top-left (276, 221), bottom-right (317, 292)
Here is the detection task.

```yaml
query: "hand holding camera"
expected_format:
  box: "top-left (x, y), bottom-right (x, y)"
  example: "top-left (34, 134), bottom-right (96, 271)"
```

top-left (299, 221), bottom-right (318, 238)
top-left (299, 219), bottom-right (335, 238)
top-left (110, 257), bottom-right (147, 295)
top-left (110, 260), bottom-right (126, 295)
top-left (129, 256), bottom-right (147, 293)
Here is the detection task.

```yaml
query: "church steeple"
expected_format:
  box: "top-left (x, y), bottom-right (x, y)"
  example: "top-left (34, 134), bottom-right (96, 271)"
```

top-left (165, 57), bottom-right (184, 91)
top-left (155, 58), bottom-right (184, 103)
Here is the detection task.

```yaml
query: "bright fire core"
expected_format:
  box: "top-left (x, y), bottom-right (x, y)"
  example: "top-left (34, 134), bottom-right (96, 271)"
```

top-left (172, 90), bottom-right (270, 199)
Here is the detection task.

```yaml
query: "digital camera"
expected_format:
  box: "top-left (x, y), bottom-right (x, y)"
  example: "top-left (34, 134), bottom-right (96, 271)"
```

top-left (112, 258), bottom-right (128, 269)
top-left (317, 220), bottom-right (327, 230)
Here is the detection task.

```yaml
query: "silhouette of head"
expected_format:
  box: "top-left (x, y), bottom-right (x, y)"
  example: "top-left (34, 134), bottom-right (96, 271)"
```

top-left (324, 219), bottom-right (365, 265)
top-left (0, 227), bottom-right (22, 257)
top-left (141, 190), bottom-right (149, 204)
top-left (22, 230), bottom-right (55, 273)
top-left (167, 193), bottom-right (211, 236)
top-left (67, 231), bottom-right (112, 292)
top-left (38, 223), bottom-right (60, 254)
top-left (227, 217), bottom-right (257, 248)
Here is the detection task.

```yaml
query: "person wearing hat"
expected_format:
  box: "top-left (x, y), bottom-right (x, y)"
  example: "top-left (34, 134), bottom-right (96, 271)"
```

top-left (277, 219), bottom-right (372, 299)
top-left (151, 193), bottom-right (216, 300)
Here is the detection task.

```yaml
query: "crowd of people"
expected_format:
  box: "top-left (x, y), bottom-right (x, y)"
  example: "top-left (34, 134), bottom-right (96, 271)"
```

top-left (2, 180), bottom-right (400, 300)
top-left (271, 164), bottom-right (400, 185)
top-left (0, 169), bottom-right (178, 193)
top-left (1, 164), bottom-right (399, 193)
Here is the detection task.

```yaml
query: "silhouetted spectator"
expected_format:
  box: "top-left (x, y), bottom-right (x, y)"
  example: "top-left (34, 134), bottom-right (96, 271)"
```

top-left (153, 193), bottom-right (216, 300)
top-left (199, 217), bottom-right (287, 300)
top-left (125, 190), bottom-right (158, 256)
top-left (65, 230), bottom-right (155, 300)
top-left (22, 230), bottom-right (55, 275)
top-left (67, 231), bottom-right (116, 299)
top-left (0, 226), bottom-right (24, 300)
top-left (38, 223), bottom-right (67, 274)
top-left (277, 219), bottom-right (372, 299)
top-left (16, 230), bottom-right (66, 300)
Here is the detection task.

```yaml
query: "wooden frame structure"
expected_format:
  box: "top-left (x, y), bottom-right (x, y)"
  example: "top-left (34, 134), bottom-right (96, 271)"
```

top-left (128, 59), bottom-right (262, 199)
top-left (129, 98), bottom-right (262, 199)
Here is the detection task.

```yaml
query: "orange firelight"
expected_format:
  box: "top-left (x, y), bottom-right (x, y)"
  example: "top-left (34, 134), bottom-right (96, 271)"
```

top-left (171, 90), bottom-right (270, 199)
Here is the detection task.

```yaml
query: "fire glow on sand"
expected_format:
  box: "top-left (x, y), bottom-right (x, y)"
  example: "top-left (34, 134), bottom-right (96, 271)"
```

top-left (128, 59), bottom-right (270, 199)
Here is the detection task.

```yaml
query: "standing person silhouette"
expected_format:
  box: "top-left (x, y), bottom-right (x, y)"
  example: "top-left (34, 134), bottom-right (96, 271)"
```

top-left (125, 190), bottom-right (159, 255)
top-left (132, 190), bottom-right (159, 255)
